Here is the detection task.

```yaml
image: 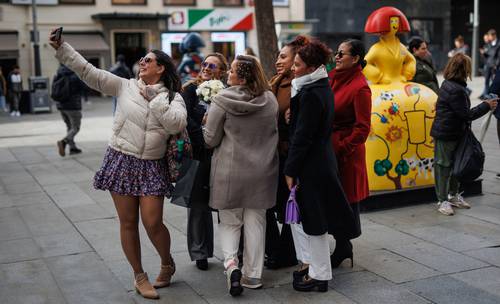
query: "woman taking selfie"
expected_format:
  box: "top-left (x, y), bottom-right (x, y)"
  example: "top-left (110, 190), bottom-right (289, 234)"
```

top-left (49, 28), bottom-right (187, 300)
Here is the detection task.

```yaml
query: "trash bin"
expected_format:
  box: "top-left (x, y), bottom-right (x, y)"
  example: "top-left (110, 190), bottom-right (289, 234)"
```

top-left (29, 76), bottom-right (52, 113)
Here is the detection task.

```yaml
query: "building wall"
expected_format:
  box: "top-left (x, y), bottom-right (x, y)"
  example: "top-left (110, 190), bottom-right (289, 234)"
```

top-left (0, 0), bottom-right (304, 85)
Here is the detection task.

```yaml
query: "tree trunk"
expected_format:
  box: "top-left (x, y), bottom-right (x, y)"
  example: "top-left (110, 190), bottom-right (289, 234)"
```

top-left (254, 0), bottom-right (279, 79)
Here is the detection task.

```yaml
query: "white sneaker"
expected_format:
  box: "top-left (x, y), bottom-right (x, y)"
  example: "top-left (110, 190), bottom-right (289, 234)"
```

top-left (10, 111), bottom-right (15, 117)
top-left (437, 201), bottom-right (454, 216)
top-left (448, 192), bottom-right (471, 209)
top-left (241, 276), bottom-right (263, 289)
top-left (16, 111), bottom-right (21, 117)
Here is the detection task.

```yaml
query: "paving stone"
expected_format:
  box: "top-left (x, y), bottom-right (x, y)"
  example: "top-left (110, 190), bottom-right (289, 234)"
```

top-left (24, 163), bottom-right (69, 186)
top-left (0, 194), bottom-right (13, 208)
top-left (0, 238), bottom-right (41, 263)
top-left (129, 281), bottom-right (206, 304)
top-left (106, 255), bottom-right (161, 291)
top-left (265, 283), bottom-right (357, 304)
top-left (0, 259), bottom-right (66, 304)
top-left (0, 207), bottom-right (31, 241)
top-left (405, 225), bottom-right (498, 252)
top-left (365, 204), bottom-right (451, 230)
top-left (4, 181), bottom-right (43, 195)
top-left (7, 191), bottom-right (53, 207)
top-left (332, 271), bottom-right (430, 304)
top-left (18, 203), bottom-right (74, 237)
top-left (451, 267), bottom-right (500, 298)
top-left (0, 171), bottom-right (36, 185)
top-left (403, 275), bottom-right (500, 304)
top-left (51, 159), bottom-right (95, 183)
top-left (355, 249), bottom-right (440, 283)
top-left (355, 222), bottom-right (422, 250)
top-left (10, 147), bottom-right (47, 165)
top-left (44, 183), bottom-right (95, 208)
top-left (464, 247), bottom-right (500, 267)
top-left (46, 252), bottom-right (134, 304)
top-left (462, 205), bottom-right (500, 225)
top-left (0, 148), bottom-right (17, 163)
top-left (61, 203), bottom-right (115, 223)
top-left (75, 218), bottom-right (157, 262)
top-left (34, 231), bottom-right (92, 258)
top-left (390, 241), bottom-right (488, 273)
top-left (75, 180), bottom-right (112, 204)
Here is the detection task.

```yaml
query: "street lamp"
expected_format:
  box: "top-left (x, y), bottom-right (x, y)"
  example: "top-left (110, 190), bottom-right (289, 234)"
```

top-left (31, 0), bottom-right (42, 76)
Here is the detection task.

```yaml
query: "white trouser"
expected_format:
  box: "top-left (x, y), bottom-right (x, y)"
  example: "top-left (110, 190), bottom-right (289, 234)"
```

top-left (218, 208), bottom-right (266, 279)
top-left (291, 223), bottom-right (332, 281)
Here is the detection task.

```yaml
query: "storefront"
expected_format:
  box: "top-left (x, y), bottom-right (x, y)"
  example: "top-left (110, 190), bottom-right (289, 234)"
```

top-left (0, 32), bottom-right (19, 80)
top-left (162, 8), bottom-right (253, 62)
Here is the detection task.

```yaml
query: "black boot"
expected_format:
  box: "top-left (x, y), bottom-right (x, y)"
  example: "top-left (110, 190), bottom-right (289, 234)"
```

top-left (195, 259), bottom-right (208, 270)
top-left (293, 275), bottom-right (328, 292)
top-left (292, 265), bottom-right (309, 283)
top-left (330, 239), bottom-right (353, 268)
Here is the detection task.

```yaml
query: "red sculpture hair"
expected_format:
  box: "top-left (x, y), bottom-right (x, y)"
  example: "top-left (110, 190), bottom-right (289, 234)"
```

top-left (364, 6), bottom-right (411, 34)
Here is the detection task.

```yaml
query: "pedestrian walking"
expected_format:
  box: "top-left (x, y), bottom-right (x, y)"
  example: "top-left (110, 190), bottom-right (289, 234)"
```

top-left (285, 39), bottom-right (357, 292)
top-left (52, 64), bottom-right (85, 156)
top-left (203, 55), bottom-right (279, 296)
top-left (481, 29), bottom-right (500, 99)
top-left (430, 53), bottom-right (497, 216)
top-left (487, 68), bottom-right (500, 179)
top-left (409, 37), bottom-right (440, 94)
top-left (265, 36), bottom-right (309, 270)
top-left (447, 35), bottom-right (470, 58)
top-left (0, 68), bottom-right (7, 112)
top-left (328, 39), bottom-right (371, 268)
top-left (7, 65), bottom-right (22, 117)
top-left (49, 29), bottom-right (187, 300)
top-left (180, 52), bottom-right (228, 271)
top-left (109, 54), bottom-right (134, 114)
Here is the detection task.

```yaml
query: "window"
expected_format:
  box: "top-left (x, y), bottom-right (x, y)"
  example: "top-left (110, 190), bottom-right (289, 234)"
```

top-left (213, 0), bottom-right (243, 6)
top-left (164, 0), bottom-right (195, 5)
top-left (112, 0), bottom-right (146, 4)
top-left (273, 0), bottom-right (288, 6)
top-left (59, 0), bottom-right (95, 4)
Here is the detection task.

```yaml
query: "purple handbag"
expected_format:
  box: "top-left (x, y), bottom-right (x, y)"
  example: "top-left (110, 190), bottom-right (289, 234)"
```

top-left (285, 186), bottom-right (300, 224)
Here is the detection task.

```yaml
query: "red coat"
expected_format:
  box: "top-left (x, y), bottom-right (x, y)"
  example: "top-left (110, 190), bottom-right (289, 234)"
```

top-left (329, 66), bottom-right (372, 203)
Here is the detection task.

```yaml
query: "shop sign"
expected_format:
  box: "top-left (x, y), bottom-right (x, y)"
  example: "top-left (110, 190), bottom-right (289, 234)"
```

top-left (11, 0), bottom-right (57, 4)
top-left (168, 9), bottom-right (253, 31)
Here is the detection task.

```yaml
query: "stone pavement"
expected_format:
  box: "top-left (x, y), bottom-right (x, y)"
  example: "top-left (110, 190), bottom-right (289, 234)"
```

top-left (1, 77), bottom-right (500, 303)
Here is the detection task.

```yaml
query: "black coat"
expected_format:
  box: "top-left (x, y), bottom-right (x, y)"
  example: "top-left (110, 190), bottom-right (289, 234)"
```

top-left (284, 78), bottom-right (357, 237)
top-left (181, 83), bottom-right (211, 210)
top-left (412, 57), bottom-right (439, 94)
top-left (430, 79), bottom-right (490, 140)
top-left (53, 65), bottom-right (84, 111)
top-left (484, 42), bottom-right (500, 69)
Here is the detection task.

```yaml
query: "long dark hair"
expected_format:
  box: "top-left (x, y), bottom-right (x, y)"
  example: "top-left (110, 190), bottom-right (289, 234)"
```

top-left (342, 39), bottom-right (367, 68)
top-left (408, 37), bottom-right (425, 55)
top-left (151, 50), bottom-right (181, 101)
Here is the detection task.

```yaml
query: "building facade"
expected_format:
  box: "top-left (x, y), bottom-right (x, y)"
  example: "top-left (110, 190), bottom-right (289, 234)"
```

top-left (0, 0), bottom-right (306, 86)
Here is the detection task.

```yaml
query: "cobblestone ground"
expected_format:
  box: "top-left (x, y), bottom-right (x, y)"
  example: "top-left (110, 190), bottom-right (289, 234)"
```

top-left (1, 77), bottom-right (499, 303)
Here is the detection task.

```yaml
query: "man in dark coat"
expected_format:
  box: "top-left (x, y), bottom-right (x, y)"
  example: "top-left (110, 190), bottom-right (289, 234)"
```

top-left (52, 64), bottom-right (85, 156)
top-left (488, 68), bottom-right (500, 179)
top-left (481, 29), bottom-right (500, 98)
top-left (109, 54), bottom-right (133, 114)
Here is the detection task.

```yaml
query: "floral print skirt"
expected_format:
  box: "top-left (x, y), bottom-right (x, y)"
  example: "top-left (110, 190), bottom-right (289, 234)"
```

top-left (94, 147), bottom-right (172, 196)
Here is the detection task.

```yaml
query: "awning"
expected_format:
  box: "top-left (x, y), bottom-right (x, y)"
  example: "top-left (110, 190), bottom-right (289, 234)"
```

top-left (64, 33), bottom-right (109, 52)
top-left (0, 32), bottom-right (19, 58)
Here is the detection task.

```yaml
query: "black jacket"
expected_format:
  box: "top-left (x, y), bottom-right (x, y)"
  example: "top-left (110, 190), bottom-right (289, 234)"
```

top-left (180, 83), bottom-right (211, 209)
top-left (53, 65), bottom-right (84, 111)
top-left (488, 69), bottom-right (500, 120)
top-left (109, 62), bottom-right (133, 79)
top-left (431, 79), bottom-right (490, 140)
top-left (484, 41), bottom-right (500, 69)
top-left (284, 78), bottom-right (357, 237)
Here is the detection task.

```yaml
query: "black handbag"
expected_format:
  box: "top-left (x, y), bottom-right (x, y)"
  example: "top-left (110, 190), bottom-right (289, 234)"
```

top-left (170, 158), bottom-right (200, 208)
top-left (452, 126), bottom-right (485, 182)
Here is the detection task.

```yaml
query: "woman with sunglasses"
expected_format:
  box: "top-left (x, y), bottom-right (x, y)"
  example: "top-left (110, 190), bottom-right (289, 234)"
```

top-left (204, 55), bottom-right (279, 296)
top-left (328, 39), bottom-right (371, 268)
top-left (181, 53), bottom-right (228, 271)
top-left (285, 38), bottom-right (357, 292)
top-left (49, 30), bottom-right (187, 300)
top-left (264, 35), bottom-right (309, 270)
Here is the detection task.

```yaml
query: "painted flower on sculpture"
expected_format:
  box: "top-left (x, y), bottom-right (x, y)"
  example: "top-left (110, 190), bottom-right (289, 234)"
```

top-left (388, 102), bottom-right (399, 115)
top-left (385, 125), bottom-right (403, 142)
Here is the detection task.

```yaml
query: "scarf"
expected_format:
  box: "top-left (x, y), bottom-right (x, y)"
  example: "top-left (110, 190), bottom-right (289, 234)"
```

top-left (330, 65), bottom-right (363, 92)
top-left (291, 65), bottom-right (328, 98)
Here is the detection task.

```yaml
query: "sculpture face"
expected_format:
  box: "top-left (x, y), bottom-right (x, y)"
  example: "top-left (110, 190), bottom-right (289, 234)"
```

top-left (389, 17), bottom-right (399, 36)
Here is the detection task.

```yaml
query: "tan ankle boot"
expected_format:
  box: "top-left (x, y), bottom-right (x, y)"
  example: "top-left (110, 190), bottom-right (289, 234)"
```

top-left (154, 260), bottom-right (176, 288)
top-left (134, 272), bottom-right (159, 299)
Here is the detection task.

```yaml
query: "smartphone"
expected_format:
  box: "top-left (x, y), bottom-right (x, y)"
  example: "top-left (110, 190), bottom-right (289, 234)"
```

top-left (52, 27), bottom-right (63, 42)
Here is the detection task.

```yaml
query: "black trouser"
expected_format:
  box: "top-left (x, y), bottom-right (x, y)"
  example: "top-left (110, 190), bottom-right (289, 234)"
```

top-left (187, 208), bottom-right (214, 261)
top-left (332, 202), bottom-right (361, 250)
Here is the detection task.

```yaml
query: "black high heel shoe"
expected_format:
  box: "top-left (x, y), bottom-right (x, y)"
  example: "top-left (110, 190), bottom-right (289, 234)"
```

top-left (330, 240), bottom-right (354, 268)
top-left (293, 275), bottom-right (328, 292)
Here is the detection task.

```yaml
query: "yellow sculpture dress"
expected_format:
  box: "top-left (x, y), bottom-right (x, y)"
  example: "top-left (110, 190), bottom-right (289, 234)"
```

top-left (363, 17), bottom-right (438, 190)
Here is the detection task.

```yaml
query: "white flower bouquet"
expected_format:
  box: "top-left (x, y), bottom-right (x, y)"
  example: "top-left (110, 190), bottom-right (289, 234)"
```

top-left (196, 80), bottom-right (225, 110)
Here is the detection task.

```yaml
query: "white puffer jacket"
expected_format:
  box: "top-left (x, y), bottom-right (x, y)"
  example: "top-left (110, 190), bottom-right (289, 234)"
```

top-left (55, 42), bottom-right (187, 160)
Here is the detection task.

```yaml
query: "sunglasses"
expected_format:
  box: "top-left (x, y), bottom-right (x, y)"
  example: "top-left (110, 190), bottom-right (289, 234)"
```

top-left (335, 50), bottom-right (352, 59)
top-left (139, 57), bottom-right (154, 64)
top-left (201, 62), bottom-right (217, 69)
